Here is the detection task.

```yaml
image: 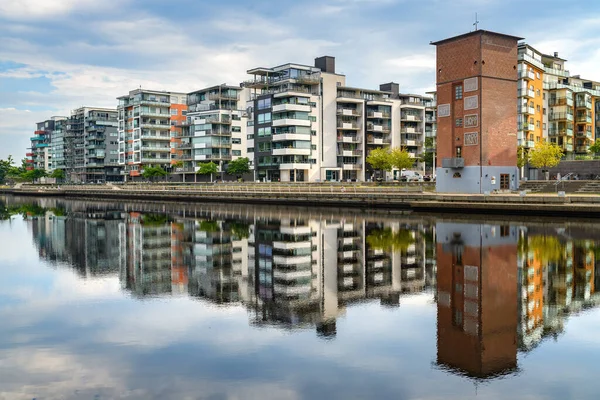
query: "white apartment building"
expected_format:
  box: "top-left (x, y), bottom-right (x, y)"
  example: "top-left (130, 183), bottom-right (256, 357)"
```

top-left (243, 56), bottom-right (436, 182)
top-left (175, 85), bottom-right (249, 181)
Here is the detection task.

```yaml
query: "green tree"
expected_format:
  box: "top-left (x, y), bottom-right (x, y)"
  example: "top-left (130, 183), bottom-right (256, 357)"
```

top-left (50, 169), bottom-right (65, 181)
top-left (422, 138), bottom-right (435, 171)
top-left (528, 142), bottom-right (563, 179)
top-left (227, 157), bottom-right (250, 179)
top-left (366, 148), bottom-right (392, 179)
top-left (588, 141), bottom-right (600, 157)
top-left (21, 169), bottom-right (47, 183)
top-left (389, 147), bottom-right (415, 171)
top-left (142, 166), bottom-right (168, 182)
top-left (517, 145), bottom-right (528, 169)
top-left (197, 162), bottom-right (218, 182)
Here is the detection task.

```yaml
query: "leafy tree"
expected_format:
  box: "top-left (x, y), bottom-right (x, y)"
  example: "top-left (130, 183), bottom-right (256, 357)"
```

top-left (0, 155), bottom-right (17, 184)
top-left (50, 169), bottom-right (65, 180)
top-left (528, 142), bottom-right (563, 179)
top-left (197, 162), bottom-right (218, 182)
top-left (389, 147), bottom-right (415, 171)
top-left (227, 157), bottom-right (250, 179)
top-left (366, 148), bottom-right (392, 178)
top-left (142, 166), bottom-right (167, 181)
top-left (422, 138), bottom-right (435, 170)
top-left (230, 221), bottom-right (250, 239)
top-left (21, 169), bottom-right (47, 183)
top-left (517, 145), bottom-right (528, 169)
top-left (589, 141), bottom-right (600, 156)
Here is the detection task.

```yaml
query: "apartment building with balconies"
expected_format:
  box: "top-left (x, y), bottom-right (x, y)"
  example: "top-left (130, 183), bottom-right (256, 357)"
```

top-left (517, 44), bottom-right (545, 150)
top-left (65, 107), bottom-right (120, 183)
top-left (175, 85), bottom-right (249, 180)
top-left (29, 119), bottom-right (56, 171)
top-left (117, 89), bottom-right (187, 179)
top-left (50, 117), bottom-right (68, 172)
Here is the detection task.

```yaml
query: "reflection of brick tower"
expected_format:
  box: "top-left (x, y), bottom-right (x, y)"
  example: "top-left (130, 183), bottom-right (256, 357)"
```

top-left (436, 223), bottom-right (518, 379)
top-left (432, 30), bottom-right (522, 193)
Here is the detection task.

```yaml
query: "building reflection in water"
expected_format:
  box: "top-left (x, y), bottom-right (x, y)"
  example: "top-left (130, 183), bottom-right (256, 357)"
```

top-left (5, 196), bottom-right (600, 382)
top-left (436, 222), bottom-right (518, 379)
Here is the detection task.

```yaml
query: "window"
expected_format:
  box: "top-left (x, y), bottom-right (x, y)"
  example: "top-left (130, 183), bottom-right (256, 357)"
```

top-left (309, 116), bottom-right (316, 122)
top-left (500, 226), bottom-right (510, 237)
top-left (536, 121), bottom-right (540, 128)
top-left (543, 108), bottom-right (546, 115)
top-left (247, 134), bottom-right (254, 140)
top-left (182, 111), bottom-right (187, 116)
top-left (170, 109), bottom-right (178, 115)
top-left (537, 105), bottom-right (541, 112)
top-left (536, 72), bottom-right (540, 79)
top-left (455, 85), bottom-right (463, 100)
top-left (258, 98), bottom-right (272, 110)
top-left (247, 147), bottom-right (254, 152)
top-left (543, 93), bottom-right (546, 100)
top-left (543, 123), bottom-right (546, 130)
top-left (232, 150), bottom-right (241, 156)
top-left (258, 113), bottom-right (271, 124)
top-left (536, 89), bottom-right (541, 96)
top-left (455, 146), bottom-right (462, 158)
top-left (311, 144), bottom-right (317, 150)
top-left (311, 130), bottom-right (317, 136)
top-left (455, 118), bottom-right (463, 127)
top-left (232, 138), bottom-right (241, 144)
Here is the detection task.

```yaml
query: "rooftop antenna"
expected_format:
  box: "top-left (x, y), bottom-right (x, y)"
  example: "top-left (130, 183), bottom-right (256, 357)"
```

top-left (473, 13), bottom-right (479, 31)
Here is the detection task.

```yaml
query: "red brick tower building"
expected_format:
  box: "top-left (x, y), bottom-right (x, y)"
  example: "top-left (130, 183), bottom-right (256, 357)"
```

top-left (432, 30), bottom-right (522, 193)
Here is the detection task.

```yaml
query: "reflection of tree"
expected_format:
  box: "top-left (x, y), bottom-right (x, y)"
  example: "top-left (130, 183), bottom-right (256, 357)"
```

top-left (519, 235), bottom-right (564, 264)
top-left (198, 220), bottom-right (220, 232)
top-left (366, 228), bottom-right (414, 251)
top-left (0, 202), bottom-right (49, 220)
top-left (141, 214), bottom-right (171, 226)
top-left (229, 222), bottom-right (250, 239)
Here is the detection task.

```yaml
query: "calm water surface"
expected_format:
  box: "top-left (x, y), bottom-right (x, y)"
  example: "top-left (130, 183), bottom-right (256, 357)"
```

top-left (1, 195), bottom-right (599, 400)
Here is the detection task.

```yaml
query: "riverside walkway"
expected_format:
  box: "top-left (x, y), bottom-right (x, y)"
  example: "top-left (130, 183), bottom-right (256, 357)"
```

top-left (3, 183), bottom-right (600, 217)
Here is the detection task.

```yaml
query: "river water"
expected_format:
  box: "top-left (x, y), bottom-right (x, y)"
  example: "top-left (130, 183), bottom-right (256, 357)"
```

top-left (0, 195), bottom-right (599, 400)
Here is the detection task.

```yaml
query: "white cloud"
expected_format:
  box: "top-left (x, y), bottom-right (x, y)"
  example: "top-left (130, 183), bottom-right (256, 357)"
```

top-left (0, 0), bottom-right (116, 19)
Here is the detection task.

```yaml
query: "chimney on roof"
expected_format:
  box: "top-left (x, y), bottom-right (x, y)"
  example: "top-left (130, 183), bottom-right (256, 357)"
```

top-left (315, 56), bottom-right (335, 74)
top-left (379, 82), bottom-right (399, 96)
top-left (554, 52), bottom-right (559, 58)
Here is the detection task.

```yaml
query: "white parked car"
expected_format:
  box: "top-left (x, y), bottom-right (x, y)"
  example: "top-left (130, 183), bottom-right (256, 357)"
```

top-left (399, 170), bottom-right (424, 182)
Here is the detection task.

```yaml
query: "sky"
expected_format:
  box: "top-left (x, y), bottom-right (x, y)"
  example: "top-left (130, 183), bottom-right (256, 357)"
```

top-left (1, 0), bottom-right (600, 161)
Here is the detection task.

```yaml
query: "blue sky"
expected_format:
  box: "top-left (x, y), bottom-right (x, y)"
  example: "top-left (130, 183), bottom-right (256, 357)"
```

top-left (1, 0), bottom-right (600, 161)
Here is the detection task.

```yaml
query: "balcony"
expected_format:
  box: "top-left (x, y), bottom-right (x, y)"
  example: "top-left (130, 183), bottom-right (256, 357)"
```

top-left (520, 123), bottom-right (535, 132)
top-left (279, 163), bottom-right (311, 170)
top-left (139, 110), bottom-right (170, 118)
top-left (207, 92), bottom-right (240, 101)
top-left (525, 140), bottom-right (535, 148)
top-left (518, 88), bottom-right (536, 98)
top-left (272, 103), bottom-right (311, 113)
top-left (25, 152), bottom-right (34, 157)
top-left (30, 136), bottom-right (45, 141)
top-left (401, 114), bottom-right (422, 122)
top-left (518, 52), bottom-right (545, 69)
top-left (336, 108), bottom-right (361, 117)
top-left (272, 118), bottom-right (311, 127)
top-left (337, 135), bottom-right (361, 143)
top-left (549, 113), bottom-right (573, 122)
top-left (339, 163), bottom-right (362, 170)
top-left (425, 130), bottom-right (437, 138)
top-left (565, 144), bottom-right (573, 152)
top-left (366, 137), bottom-right (391, 145)
top-left (549, 97), bottom-right (574, 107)
top-left (548, 128), bottom-right (574, 137)
top-left (272, 148), bottom-right (311, 156)
top-left (140, 99), bottom-right (171, 107)
top-left (141, 146), bottom-right (172, 152)
top-left (272, 133), bottom-right (311, 141)
top-left (576, 114), bottom-right (593, 124)
top-left (519, 70), bottom-right (536, 80)
top-left (141, 134), bottom-right (171, 141)
top-left (141, 157), bottom-right (171, 163)
top-left (367, 111), bottom-right (391, 119)
top-left (576, 145), bottom-right (590, 153)
top-left (339, 149), bottom-right (362, 157)
top-left (442, 157), bottom-right (464, 168)
top-left (140, 122), bottom-right (171, 130)
top-left (367, 123), bottom-right (391, 133)
top-left (337, 122), bottom-right (360, 130)
top-left (519, 105), bottom-right (536, 115)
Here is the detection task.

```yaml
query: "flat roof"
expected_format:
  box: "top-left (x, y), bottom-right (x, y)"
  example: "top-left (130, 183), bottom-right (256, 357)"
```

top-left (542, 53), bottom-right (568, 62)
top-left (338, 85), bottom-right (391, 95)
top-left (431, 30), bottom-right (524, 46)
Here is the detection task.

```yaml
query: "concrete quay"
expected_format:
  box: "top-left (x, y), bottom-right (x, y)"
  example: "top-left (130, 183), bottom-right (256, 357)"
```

top-left (2, 184), bottom-right (600, 217)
